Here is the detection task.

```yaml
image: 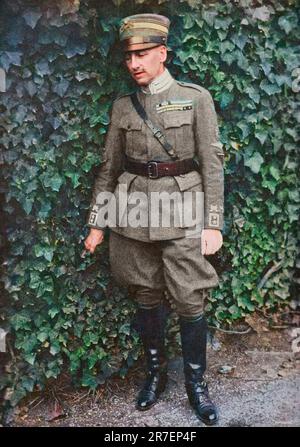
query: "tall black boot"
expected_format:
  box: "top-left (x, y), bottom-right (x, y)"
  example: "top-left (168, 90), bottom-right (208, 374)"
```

top-left (134, 304), bottom-right (168, 411)
top-left (179, 314), bottom-right (218, 425)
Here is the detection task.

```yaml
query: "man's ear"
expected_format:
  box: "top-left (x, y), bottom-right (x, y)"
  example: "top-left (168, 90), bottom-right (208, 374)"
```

top-left (159, 45), bottom-right (167, 63)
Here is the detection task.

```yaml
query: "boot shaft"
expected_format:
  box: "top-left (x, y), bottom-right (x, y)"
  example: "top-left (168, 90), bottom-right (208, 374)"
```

top-left (134, 304), bottom-right (168, 351)
top-left (179, 314), bottom-right (208, 380)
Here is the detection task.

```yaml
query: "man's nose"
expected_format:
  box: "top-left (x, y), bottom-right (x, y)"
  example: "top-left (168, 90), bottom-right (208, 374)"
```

top-left (130, 54), bottom-right (140, 70)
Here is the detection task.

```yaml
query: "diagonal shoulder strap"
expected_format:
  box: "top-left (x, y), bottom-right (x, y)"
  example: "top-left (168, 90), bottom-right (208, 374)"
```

top-left (130, 92), bottom-right (179, 160)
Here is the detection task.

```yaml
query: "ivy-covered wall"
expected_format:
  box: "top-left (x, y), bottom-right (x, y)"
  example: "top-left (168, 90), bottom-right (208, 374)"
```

top-left (0, 0), bottom-right (299, 408)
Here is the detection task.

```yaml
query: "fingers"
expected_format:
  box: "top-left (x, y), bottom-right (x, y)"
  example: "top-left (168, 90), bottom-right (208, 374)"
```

top-left (205, 239), bottom-right (217, 255)
top-left (202, 237), bottom-right (214, 255)
top-left (84, 232), bottom-right (104, 254)
top-left (201, 232), bottom-right (223, 255)
top-left (84, 239), bottom-right (96, 254)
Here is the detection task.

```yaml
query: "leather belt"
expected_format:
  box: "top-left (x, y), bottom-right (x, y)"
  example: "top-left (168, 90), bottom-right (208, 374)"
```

top-left (124, 157), bottom-right (199, 179)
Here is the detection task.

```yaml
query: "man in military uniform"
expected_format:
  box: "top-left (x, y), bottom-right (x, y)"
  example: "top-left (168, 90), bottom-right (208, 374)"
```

top-left (84, 14), bottom-right (224, 425)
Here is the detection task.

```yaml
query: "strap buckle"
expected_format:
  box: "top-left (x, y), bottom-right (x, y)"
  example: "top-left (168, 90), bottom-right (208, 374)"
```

top-left (153, 129), bottom-right (163, 139)
top-left (147, 161), bottom-right (159, 179)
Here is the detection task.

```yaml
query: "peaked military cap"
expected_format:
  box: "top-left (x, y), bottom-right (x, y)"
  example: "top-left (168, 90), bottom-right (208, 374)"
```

top-left (119, 13), bottom-right (170, 52)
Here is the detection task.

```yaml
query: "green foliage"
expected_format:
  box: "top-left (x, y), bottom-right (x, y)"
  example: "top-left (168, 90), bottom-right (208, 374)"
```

top-left (0, 0), bottom-right (299, 409)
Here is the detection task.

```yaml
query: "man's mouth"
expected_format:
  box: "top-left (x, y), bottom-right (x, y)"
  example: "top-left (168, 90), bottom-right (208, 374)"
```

top-left (134, 72), bottom-right (145, 77)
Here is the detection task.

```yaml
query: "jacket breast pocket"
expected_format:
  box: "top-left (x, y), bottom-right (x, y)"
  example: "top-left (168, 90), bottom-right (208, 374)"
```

top-left (163, 113), bottom-right (193, 155)
top-left (173, 171), bottom-right (204, 228)
top-left (120, 116), bottom-right (144, 157)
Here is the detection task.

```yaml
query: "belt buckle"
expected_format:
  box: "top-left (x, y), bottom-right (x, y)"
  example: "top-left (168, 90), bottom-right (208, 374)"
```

top-left (147, 161), bottom-right (159, 179)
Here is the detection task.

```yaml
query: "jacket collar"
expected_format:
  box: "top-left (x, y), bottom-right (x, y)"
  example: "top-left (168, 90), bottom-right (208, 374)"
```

top-left (140, 68), bottom-right (174, 95)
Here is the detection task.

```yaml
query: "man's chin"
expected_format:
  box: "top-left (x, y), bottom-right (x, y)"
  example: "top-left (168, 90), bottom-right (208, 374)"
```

top-left (136, 80), bottom-right (148, 86)
top-left (132, 74), bottom-right (149, 85)
top-left (134, 78), bottom-right (148, 86)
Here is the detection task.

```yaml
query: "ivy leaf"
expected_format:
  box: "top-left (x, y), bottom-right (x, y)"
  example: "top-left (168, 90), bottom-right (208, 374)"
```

top-left (252, 6), bottom-right (273, 22)
top-left (25, 81), bottom-right (37, 97)
top-left (13, 105), bottom-right (27, 124)
top-left (244, 152), bottom-right (264, 174)
top-left (278, 13), bottom-right (298, 34)
top-left (248, 64), bottom-right (261, 79)
top-left (237, 296), bottom-right (255, 311)
top-left (41, 172), bottom-right (64, 192)
top-left (10, 313), bottom-right (31, 331)
top-left (36, 277), bottom-right (54, 297)
top-left (23, 10), bottom-right (42, 29)
top-left (287, 204), bottom-right (299, 222)
top-left (65, 171), bottom-right (81, 188)
top-left (219, 91), bottom-right (234, 109)
top-left (38, 201), bottom-right (52, 219)
top-left (37, 332), bottom-right (48, 343)
top-left (64, 39), bottom-right (87, 59)
top-left (24, 353), bottom-right (36, 366)
top-left (0, 51), bottom-right (22, 70)
top-left (176, 49), bottom-right (190, 64)
top-left (50, 342), bottom-right (61, 356)
top-left (119, 323), bottom-right (130, 336)
top-left (255, 128), bottom-right (269, 145)
top-left (260, 79), bottom-right (281, 95)
top-left (202, 10), bottom-right (217, 27)
top-left (49, 308), bottom-right (60, 319)
top-left (35, 60), bottom-right (51, 77)
top-left (22, 378), bottom-right (35, 392)
top-left (34, 245), bottom-right (54, 262)
top-left (231, 33), bottom-right (248, 50)
top-left (269, 166), bottom-right (280, 181)
top-left (183, 13), bottom-right (194, 29)
top-left (275, 75), bottom-right (290, 87)
top-left (237, 122), bottom-right (250, 139)
top-left (81, 373), bottom-right (98, 389)
top-left (262, 177), bottom-right (277, 194)
top-left (47, 116), bottom-right (61, 130)
top-left (245, 86), bottom-right (260, 104)
top-left (53, 79), bottom-right (70, 97)
top-left (22, 198), bottom-right (34, 214)
top-left (215, 16), bottom-right (233, 30)
top-left (228, 304), bottom-right (242, 319)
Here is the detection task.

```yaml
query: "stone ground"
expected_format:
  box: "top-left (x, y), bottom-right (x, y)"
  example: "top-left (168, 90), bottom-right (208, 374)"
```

top-left (9, 325), bottom-right (300, 428)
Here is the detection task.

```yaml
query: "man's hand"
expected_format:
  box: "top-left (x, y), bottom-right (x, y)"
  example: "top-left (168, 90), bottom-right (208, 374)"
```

top-left (201, 229), bottom-right (223, 255)
top-left (84, 228), bottom-right (105, 254)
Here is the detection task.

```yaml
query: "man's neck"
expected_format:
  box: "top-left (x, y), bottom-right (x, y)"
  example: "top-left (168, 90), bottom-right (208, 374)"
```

top-left (140, 68), bottom-right (174, 95)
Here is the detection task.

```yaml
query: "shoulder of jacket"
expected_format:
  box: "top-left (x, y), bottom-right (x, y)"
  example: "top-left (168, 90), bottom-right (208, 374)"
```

top-left (176, 80), bottom-right (208, 94)
top-left (113, 90), bottom-right (137, 104)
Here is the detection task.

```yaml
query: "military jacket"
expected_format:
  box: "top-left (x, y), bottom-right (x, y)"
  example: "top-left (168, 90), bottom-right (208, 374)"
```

top-left (87, 70), bottom-right (224, 242)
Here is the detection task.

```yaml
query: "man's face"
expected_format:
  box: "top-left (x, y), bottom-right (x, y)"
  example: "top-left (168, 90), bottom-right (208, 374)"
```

top-left (124, 45), bottom-right (167, 86)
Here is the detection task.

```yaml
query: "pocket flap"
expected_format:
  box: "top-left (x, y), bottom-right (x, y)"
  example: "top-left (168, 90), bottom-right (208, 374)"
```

top-left (163, 113), bottom-right (192, 129)
top-left (117, 171), bottom-right (137, 186)
top-left (120, 116), bottom-right (143, 131)
top-left (174, 170), bottom-right (202, 191)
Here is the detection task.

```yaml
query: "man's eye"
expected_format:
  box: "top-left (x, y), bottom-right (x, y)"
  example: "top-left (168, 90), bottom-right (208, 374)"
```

top-left (124, 51), bottom-right (147, 61)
